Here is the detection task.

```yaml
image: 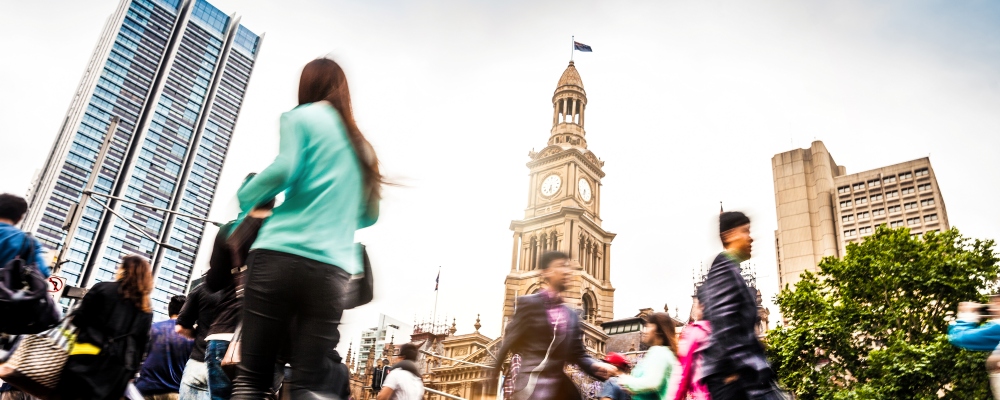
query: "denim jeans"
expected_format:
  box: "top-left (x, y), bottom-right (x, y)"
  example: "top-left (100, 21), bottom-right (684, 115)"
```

top-left (231, 250), bottom-right (349, 400)
top-left (206, 340), bottom-right (232, 400)
top-left (180, 359), bottom-right (210, 400)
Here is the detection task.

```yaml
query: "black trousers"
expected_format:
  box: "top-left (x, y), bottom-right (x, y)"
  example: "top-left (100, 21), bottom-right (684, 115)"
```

top-left (231, 249), bottom-right (350, 400)
top-left (705, 374), bottom-right (750, 400)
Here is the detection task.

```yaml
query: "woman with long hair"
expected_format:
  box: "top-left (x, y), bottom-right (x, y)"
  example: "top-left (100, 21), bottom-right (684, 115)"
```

top-left (669, 298), bottom-right (712, 400)
top-left (618, 312), bottom-right (681, 400)
top-left (230, 58), bottom-right (381, 399)
top-left (57, 255), bottom-right (154, 400)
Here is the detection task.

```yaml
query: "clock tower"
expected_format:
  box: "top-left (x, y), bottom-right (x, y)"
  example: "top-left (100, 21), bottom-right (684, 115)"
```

top-left (502, 61), bottom-right (616, 343)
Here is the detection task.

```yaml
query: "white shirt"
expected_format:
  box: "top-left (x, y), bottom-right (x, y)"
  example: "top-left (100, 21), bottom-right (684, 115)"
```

top-left (382, 368), bottom-right (425, 400)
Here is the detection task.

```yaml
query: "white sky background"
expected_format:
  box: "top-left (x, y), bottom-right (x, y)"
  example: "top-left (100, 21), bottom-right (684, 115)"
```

top-left (2, 0), bottom-right (999, 357)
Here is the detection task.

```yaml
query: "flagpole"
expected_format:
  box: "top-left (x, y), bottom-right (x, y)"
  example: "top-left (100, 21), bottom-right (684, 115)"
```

top-left (570, 35), bottom-right (575, 61)
top-left (433, 266), bottom-right (440, 329)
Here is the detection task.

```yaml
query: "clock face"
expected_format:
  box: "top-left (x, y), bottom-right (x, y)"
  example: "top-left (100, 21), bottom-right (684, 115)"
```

top-left (540, 175), bottom-right (562, 197)
top-left (578, 179), bottom-right (592, 202)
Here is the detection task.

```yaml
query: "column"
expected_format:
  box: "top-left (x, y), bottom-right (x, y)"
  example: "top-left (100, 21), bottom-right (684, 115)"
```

top-left (580, 103), bottom-right (585, 127)
top-left (562, 98), bottom-right (568, 123)
top-left (511, 233), bottom-right (520, 271)
top-left (571, 98), bottom-right (578, 124)
top-left (552, 102), bottom-right (559, 126)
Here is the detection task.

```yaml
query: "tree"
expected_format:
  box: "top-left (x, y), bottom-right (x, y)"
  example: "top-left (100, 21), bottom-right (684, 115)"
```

top-left (767, 227), bottom-right (999, 399)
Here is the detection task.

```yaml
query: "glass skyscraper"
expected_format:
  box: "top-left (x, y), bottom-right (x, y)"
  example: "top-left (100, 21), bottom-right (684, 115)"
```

top-left (23, 0), bottom-right (262, 316)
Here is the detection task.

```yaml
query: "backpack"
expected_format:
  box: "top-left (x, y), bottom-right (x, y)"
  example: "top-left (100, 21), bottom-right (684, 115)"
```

top-left (0, 235), bottom-right (60, 334)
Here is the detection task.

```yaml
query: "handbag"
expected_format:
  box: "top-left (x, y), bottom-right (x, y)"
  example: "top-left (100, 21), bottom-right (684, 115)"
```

top-left (221, 323), bottom-right (242, 380)
top-left (0, 316), bottom-right (76, 399)
top-left (342, 244), bottom-right (373, 310)
top-left (0, 235), bottom-right (60, 335)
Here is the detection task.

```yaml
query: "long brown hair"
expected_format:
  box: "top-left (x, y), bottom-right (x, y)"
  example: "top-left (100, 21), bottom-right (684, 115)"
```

top-left (116, 255), bottom-right (153, 313)
top-left (646, 312), bottom-right (679, 356)
top-left (298, 58), bottom-right (383, 203)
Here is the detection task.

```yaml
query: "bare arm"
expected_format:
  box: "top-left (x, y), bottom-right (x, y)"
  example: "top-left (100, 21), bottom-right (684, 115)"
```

top-left (376, 387), bottom-right (394, 400)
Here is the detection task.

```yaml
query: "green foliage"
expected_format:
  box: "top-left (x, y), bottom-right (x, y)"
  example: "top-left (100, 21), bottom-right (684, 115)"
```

top-left (766, 227), bottom-right (999, 399)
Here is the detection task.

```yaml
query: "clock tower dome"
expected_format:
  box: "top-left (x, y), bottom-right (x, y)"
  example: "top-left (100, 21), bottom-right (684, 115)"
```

top-left (501, 62), bottom-right (616, 351)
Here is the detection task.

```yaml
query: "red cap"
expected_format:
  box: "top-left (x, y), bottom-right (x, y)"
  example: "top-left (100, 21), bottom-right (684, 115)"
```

top-left (603, 352), bottom-right (630, 370)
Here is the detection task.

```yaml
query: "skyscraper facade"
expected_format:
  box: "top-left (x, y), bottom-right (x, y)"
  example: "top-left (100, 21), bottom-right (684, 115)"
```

top-left (23, 0), bottom-right (262, 315)
top-left (772, 141), bottom-right (949, 290)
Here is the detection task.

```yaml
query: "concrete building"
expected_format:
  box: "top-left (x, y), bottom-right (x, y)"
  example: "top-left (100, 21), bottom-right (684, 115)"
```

top-left (772, 141), bottom-right (950, 290)
top-left (355, 314), bottom-right (411, 372)
top-left (23, 0), bottom-right (261, 316)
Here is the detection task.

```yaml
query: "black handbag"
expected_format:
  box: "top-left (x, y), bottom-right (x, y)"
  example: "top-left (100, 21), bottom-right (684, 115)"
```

top-left (342, 244), bottom-right (373, 310)
top-left (0, 235), bottom-right (60, 334)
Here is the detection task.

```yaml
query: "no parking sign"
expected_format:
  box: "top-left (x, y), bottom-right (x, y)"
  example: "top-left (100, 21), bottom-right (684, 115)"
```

top-left (47, 275), bottom-right (66, 301)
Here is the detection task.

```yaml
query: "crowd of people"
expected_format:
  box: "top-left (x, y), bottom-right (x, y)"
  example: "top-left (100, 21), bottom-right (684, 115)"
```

top-left (2, 55), bottom-right (998, 400)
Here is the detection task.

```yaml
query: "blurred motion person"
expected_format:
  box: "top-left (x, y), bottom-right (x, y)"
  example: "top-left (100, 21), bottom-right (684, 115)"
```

top-left (492, 251), bottom-right (616, 400)
top-left (618, 312), bottom-right (680, 399)
top-left (949, 295), bottom-right (1000, 399)
top-left (598, 352), bottom-right (632, 400)
top-left (230, 57), bottom-right (382, 399)
top-left (0, 193), bottom-right (49, 277)
top-left (135, 295), bottom-right (194, 400)
top-left (376, 343), bottom-right (422, 400)
top-left (176, 283), bottom-right (219, 400)
top-left (57, 255), bottom-right (154, 400)
top-left (697, 212), bottom-right (778, 400)
top-left (669, 297), bottom-right (712, 400)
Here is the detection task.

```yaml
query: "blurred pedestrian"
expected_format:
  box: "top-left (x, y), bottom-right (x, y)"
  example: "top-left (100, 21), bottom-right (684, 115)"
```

top-left (0, 193), bottom-right (50, 277)
top-left (598, 352), bottom-right (632, 400)
top-left (618, 312), bottom-right (680, 399)
top-left (669, 297), bottom-right (711, 400)
top-left (376, 343), bottom-right (423, 400)
top-left (135, 295), bottom-right (194, 400)
top-left (697, 211), bottom-right (778, 400)
top-left (948, 295), bottom-right (1000, 399)
top-left (230, 57), bottom-right (383, 399)
top-left (176, 283), bottom-right (219, 400)
top-left (321, 349), bottom-right (351, 400)
top-left (492, 251), bottom-right (616, 400)
top-left (56, 255), bottom-right (154, 400)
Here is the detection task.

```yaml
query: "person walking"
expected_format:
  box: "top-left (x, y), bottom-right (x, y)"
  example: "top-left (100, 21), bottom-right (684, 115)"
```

top-left (598, 352), bottom-right (632, 400)
top-left (669, 298), bottom-right (711, 400)
top-left (0, 194), bottom-right (49, 278)
top-left (134, 295), bottom-right (195, 400)
top-left (56, 255), bottom-right (154, 400)
top-left (697, 211), bottom-right (777, 400)
top-left (176, 283), bottom-right (219, 400)
top-left (617, 313), bottom-right (680, 399)
top-left (948, 295), bottom-right (1000, 399)
top-left (376, 343), bottom-right (423, 400)
top-left (230, 57), bottom-right (383, 399)
top-left (492, 251), bottom-right (616, 400)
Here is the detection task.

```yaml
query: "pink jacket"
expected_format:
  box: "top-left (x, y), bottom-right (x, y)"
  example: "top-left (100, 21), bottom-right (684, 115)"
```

top-left (669, 320), bottom-right (712, 400)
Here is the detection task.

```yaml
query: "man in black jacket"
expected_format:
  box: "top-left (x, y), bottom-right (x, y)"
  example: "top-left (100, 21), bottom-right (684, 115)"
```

top-left (697, 211), bottom-right (777, 400)
top-left (492, 251), bottom-right (614, 400)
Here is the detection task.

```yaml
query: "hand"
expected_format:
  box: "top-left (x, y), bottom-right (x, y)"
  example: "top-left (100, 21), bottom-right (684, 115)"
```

top-left (958, 302), bottom-right (981, 314)
top-left (593, 362), bottom-right (617, 380)
top-left (723, 373), bottom-right (740, 385)
top-left (248, 208), bottom-right (272, 218)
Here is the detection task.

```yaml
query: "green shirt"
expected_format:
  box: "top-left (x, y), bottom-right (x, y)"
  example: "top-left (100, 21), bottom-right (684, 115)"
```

top-left (619, 345), bottom-right (678, 400)
top-left (237, 102), bottom-right (377, 274)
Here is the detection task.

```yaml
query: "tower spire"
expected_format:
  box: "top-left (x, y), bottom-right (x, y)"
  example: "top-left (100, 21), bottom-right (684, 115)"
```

top-left (549, 61), bottom-right (588, 148)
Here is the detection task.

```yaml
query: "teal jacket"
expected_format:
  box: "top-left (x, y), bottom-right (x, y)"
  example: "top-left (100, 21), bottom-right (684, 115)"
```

top-left (619, 345), bottom-right (679, 400)
top-left (237, 102), bottom-right (377, 274)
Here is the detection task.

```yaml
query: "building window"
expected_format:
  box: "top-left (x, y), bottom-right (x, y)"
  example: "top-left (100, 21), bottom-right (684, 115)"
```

top-left (868, 179), bottom-right (881, 188)
top-left (872, 208), bottom-right (885, 216)
top-left (886, 190), bottom-right (899, 199)
top-left (907, 217), bottom-right (921, 226)
top-left (899, 172), bottom-right (912, 180)
top-left (840, 200), bottom-right (852, 209)
top-left (918, 184), bottom-right (931, 192)
top-left (858, 211), bottom-right (870, 220)
top-left (853, 183), bottom-right (865, 191)
top-left (888, 205), bottom-right (901, 213)
top-left (855, 197), bottom-right (868, 206)
top-left (844, 229), bottom-right (857, 238)
top-left (890, 220), bottom-right (904, 228)
top-left (860, 226), bottom-right (873, 235)
top-left (925, 214), bottom-right (938, 222)
top-left (884, 176), bottom-right (896, 184)
top-left (904, 202), bottom-right (918, 210)
top-left (838, 186), bottom-right (850, 194)
top-left (921, 199), bottom-right (935, 207)
top-left (871, 194), bottom-right (883, 202)
top-left (915, 168), bottom-right (929, 177)
top-left (843, 215), bottom-right (854, 223)
top-left (901, 187), bottom-right (915, 195)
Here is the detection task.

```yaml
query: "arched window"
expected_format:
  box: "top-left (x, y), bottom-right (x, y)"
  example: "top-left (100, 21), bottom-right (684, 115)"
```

top-left (550, 231), bottom-right (559, 251)
top-left (582, 295), bottom-right (593, 323)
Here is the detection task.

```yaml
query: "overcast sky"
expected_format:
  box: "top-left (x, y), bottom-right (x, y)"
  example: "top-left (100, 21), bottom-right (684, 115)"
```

top-left (2, 0), bottom-right (999, 357)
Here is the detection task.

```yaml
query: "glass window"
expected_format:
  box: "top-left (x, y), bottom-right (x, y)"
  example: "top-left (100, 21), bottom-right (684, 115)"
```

top-left (842, 215), bottom-right (854, 222)
top-left (838, 186), bottom-right (850, 194)
top-left (886, 190), bottom-right (899, 199)
top-left (853, 183), bottom-right (865, 191)
top-left (925, 214), bottom-right (938, 222)
top-left (918, 184), bottom-right (932, 192)
top-left (871, 194), bottom-right (883, 202)
top-left (855, 197), bottom-right (867, 205)
top-left (840, 200), bottom-right (852, 209)
top-left (889, 205), bottom-right (901, 213)
top-left (890, 220), bottom-right (904, 228)
top-left (915, 168), bottom-right (929, 177)
top-left (901, 187), bottom-right (915, 195)
top-left (904, 202), bottom-right (918, 210)
top-left (858, 211), bottom-right (870, 220)
top-left (884, 176), bottom-right (896, 184)
top-left (899, 172), bottom-right (912, 180)
top-left (868, 179), bottom-right (881, 188)
top-left (921, 199), bottom-right (935, 207)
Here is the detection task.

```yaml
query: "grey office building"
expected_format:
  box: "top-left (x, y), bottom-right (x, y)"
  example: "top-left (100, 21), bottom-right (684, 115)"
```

top-left (23, 0), bottom-right (262, 316)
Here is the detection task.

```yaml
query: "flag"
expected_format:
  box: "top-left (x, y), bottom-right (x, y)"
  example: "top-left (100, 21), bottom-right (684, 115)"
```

top-left (574, 41), bottom-right (593, 52)
top-left (435, 270), bottom-right (440, 291)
